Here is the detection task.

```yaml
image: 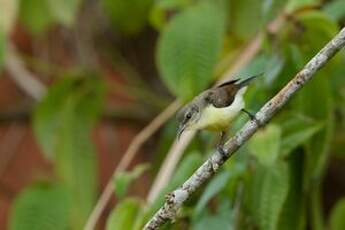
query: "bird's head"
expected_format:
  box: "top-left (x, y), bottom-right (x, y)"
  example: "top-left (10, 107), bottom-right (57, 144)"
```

top-left (176, 103), bottom-right (200, 139)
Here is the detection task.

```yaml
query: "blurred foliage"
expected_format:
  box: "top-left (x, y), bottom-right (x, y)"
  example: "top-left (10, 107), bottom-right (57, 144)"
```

top-left (10, 184), bottom-right (71, 230)
top-left (0, 0), bottom-right (18, 70)
top-left (102, 0), bottom-right (154, 35)
top-left (1, 0), bottom-right (345, 229)
top-left (157, 1), bottom-right (226, 101)
top-left (114, 163), bottom-right (150, 199)
top-left (32, 76), bottom-right (104, 229)
top-left (106, 198), bottom-right (143, 230)
top-left (18, 0), bottom-right (80, 35)
top-left (330, 198), bottom-right (345, 230)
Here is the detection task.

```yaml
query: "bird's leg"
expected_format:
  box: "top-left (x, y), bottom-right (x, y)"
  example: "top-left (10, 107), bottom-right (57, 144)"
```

top-left (217, 131), bottom-right (228, 158)
top-left (241, 108), bottom-right (256, 120)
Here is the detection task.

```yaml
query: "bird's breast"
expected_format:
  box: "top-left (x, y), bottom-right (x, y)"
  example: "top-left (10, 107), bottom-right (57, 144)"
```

top-left (193, 91), bottom-right (246, 131)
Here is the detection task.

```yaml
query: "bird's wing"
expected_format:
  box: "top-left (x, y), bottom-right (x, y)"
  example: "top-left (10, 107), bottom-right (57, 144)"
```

top-left (216, 79), bottom-right (240, 88)
top-left (204, 84), bottom-right (239, 108)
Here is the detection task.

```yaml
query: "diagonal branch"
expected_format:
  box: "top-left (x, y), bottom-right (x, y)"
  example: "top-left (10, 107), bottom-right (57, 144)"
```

top-left (146, 12), bottom-right (285, 204)
top-left (5, 43), bottom-right (47, 100)
top-left (144, 27), bottom-right (345, 230)
top-left (85, 14), bottom-right (286, 228)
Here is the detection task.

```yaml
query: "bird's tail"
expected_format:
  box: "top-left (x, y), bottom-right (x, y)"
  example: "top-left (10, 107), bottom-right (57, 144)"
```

top-left (236, 73), bottom-right (263, 88)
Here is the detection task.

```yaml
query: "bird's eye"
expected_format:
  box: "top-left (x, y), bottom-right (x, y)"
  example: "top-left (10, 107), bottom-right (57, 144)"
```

top-left (186, 113), bottom-right (192, 119)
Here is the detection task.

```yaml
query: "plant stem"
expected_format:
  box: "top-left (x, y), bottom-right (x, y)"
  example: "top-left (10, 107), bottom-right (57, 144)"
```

top-left (144, 27), bottom-right (345, 230)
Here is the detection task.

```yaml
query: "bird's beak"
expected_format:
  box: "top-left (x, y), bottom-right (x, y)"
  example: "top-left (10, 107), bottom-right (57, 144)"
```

top-left (177, 124), bottom-right (186, 140)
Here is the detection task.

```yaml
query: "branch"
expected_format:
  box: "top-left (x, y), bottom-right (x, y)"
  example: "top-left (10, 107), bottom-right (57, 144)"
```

top-left (144, 27), bottom-right (345, 230)
top-left (146, 13), bottom-right (285, 204)
top-left (84, 101), bottom-right (180, 230)
top-left (5, 43), bottom-right (47, 100)
top-left (85, 13), bottom-right (287, 226)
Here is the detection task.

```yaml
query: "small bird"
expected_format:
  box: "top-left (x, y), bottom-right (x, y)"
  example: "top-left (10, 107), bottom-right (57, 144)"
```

top-left (176, 74), bottom-right (259, 155)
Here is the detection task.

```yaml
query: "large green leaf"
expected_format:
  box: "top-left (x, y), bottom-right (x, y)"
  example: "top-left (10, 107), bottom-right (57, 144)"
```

top-left (19, 0), bottom-right (54, 34)
top-left (10, 184), bottom-right (71, 230)
top-left (323, 0), bottom-right (345, 21)
top-left (19, 0), bottom-right (80, 34)
top-left (33, 76), bottom-right (104, 229)
top-left (251, 162), bottom-right (290, 230)
top-left (106, 198), bottom-right (142, 230)
top-left (279, 114), bottom-right (323, 156)
top-left (47, 0), bottom-right (81, 26)
top-left (277, 152), bottom-right (305, 230)
top-left (228, 0), bottom-right (263, 40)
top-left (286, 11), bottom-right (337, 230)
top-left (248, 124), bottom-right (281, 166)
top-left (102, 0), bottom-right (154, 35)
top-left (157, 2), bottom-right (226, 101)
top-left (329, 199), bottom-right (345, 230)
top-left (194, 170), bottom-right (231, 216)
top-left (33, 79), bottom-right (76, 159)
top-left (192, 200), bottom-right (234, 230)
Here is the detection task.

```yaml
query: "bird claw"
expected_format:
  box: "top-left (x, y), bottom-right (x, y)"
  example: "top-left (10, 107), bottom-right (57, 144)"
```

top-left (241, 109), bottom-right (256, 121)
top-left (217, 146), bottom-right (227, 159)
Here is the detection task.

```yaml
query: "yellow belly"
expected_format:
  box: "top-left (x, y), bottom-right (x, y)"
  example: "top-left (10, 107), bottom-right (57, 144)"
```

top-left (192, 90), bottom-right (246, 132)
top-left (200, 105), bottom-right (240, 131)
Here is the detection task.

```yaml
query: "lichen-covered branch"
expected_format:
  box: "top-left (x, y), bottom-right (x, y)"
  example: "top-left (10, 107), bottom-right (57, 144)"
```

top-left (144, 27), bottom-right (345, 230)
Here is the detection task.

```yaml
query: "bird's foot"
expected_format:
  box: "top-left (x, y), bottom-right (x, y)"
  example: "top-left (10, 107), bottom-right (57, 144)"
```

top-left (241, 109), bottom-right (256, 121)
top-left (217, 145), bottom-right (228, 159)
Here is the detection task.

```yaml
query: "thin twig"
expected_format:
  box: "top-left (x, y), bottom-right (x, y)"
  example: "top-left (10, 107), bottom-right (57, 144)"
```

top-left (146, 130), bottom-right (196, 204)
top-left (144, 27), bottom-right (345, 230)
top-left (86, 12), bottom-right (286, 228)
top-left (84, 100), bottom-right (180, 230)
top-left (146, 13), bottom-right (286, 204)
top-left (5, 43), bottom-right (47, 100)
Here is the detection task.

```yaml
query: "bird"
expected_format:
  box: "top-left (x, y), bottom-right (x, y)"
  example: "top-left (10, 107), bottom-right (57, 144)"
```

top-left (176, 74), bottom-right (260, 156)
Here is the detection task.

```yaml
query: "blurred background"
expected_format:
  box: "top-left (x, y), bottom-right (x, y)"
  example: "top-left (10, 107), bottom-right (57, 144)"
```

top-left (0, 0), bottom-right (345, 229)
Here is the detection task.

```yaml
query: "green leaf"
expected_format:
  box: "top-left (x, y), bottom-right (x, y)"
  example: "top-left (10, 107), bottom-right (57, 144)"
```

top-left (248, 124), bottom-right (281, 166)
top-left (279, 114), bottom-right (323, 156)
top-left (277, 152), bottom-right (305, 230)
top-left (194, 170), bottom-right (231, 216)
top-left (157, 2), bottom-right (226, 100)
top-left (323, 0), bottom-right (345, 21)
top-left (262, 0), bottom-right (287, 23)
top-left (114, 163), bottom-right (150, 199)
top-left (229, 0), bottom-right (263, 40)
top-left (33, 76), bottom-right (104, 229)
top-left (19, 0), bottom-right (54, 34)
top-left (193, 200), bottom-right (234, 230)
top-left (285, 12), bottom-right (337, 230)
top-left (106, 198), bottom-right (142, 230)
top-left (263, 53), bottom-right (285, 87)
top-left (33, 79), bottom-right (76, 159)
top-left (251, 162), bottom-right (290, 230)
top-left (296, 73), bottom-right (334, 180)
top-left (102, 0), bottom-right (154, 35)
top-left (10, 184), bottom-right (71, 230)
top-left (47, 0), bottom-right (81, 26)
top-left (286, 0), bottom-right (320, 12)
top-left (329, 199), bottom-right (345, 230)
